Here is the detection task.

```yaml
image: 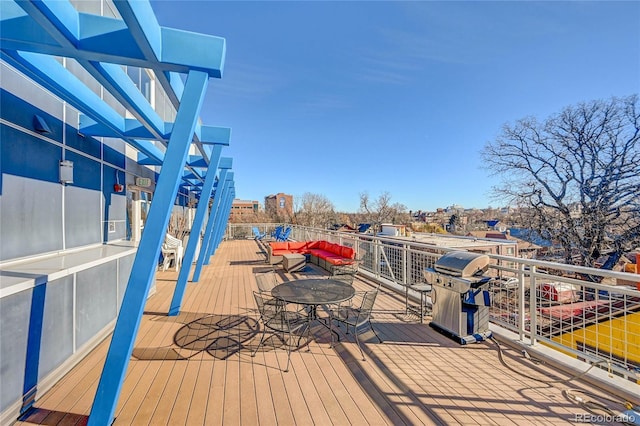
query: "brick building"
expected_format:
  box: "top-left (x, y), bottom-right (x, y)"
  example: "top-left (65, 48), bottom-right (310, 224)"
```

top-left (264, 193), bottom-right (293, 220)
top-left (230, 199), bottom-right (260, 221)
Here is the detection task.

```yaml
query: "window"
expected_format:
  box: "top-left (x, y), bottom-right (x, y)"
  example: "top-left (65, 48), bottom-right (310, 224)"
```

top-left (126, 66), bottom-right (155, 105)
top-left (279, 198), bottom-right (285, 208)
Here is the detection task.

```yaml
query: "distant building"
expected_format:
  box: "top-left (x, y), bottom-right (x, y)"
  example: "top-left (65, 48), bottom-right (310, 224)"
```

top-left (264, 193), bottom-right (293, 219)
top-left (407, 232), bottom-right (518, 257)
top-left (230, 199), bottom-right (260, 221)
top-left (467, 230), bottom-right (541, 258)
top-left (379, 223), bottom-right (407, 237)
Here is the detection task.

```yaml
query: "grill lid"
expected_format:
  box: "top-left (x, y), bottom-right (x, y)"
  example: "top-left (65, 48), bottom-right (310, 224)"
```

top-left (434, 251), bottom-right (490, 277)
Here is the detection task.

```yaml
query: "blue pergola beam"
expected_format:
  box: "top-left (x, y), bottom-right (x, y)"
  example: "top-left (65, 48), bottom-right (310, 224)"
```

top-left (88, 70), bottom-right (209, 426)
top-left (1, 0), bottom-right (224, 76)
top-left (4, 0), bottom-right (225, 162)
top-left (91, 61), bottom-right (165, 137)
top-left (205, 174), bottom-right (234, 263)
top-left (192, 170), bottom-right (231, 282)
top-left (1, 50), bottom-right (125, 133)
top-left (8, 0), bottom-right (166, 141)
top-left (168, 153), bottom-right (231, 316)
top-left (204, 175), bottom-right (233, 264)
top-left (212, 179), bottom-right (235, 258)
top-left (0, 50), bottom-right (177, 167)
top-left (113, 0), bottom-right (223, 162)
top-left (3, 2), bottom-right (234, 421)
top-left (212, 182), bottom-right (235, 255)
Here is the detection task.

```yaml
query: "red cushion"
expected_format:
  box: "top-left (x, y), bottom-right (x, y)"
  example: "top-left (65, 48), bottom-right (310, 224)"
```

top-left (306, 240), bottom-right (320, 249)
top-left (288, 242), bottom-right (307, 251)
top-left (327, 243), bottom-right (340, 255)
top-left (270, 242), bottom-right (289, 250)
top-left (326, 256), bottom-right (348, 265)
top-left (316, 250), bottom-right (335, 260)
top-left (340, 246), bottom-right (355, 259)
top-left (319, 241), bottom-right (328, 250)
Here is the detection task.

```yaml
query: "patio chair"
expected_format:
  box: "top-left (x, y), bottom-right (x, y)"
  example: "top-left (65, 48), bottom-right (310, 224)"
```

top-left (252, 226), bottom-right (266, 240)
top-left (331, 290), bottom-right (381, 360)
top-left (251, 291), bottom-right (310, 372)
top-left (275, 227), bottom-right (291, 242)
top-left (331, 258), bottom-right (359, 284)
top-left (331, 270), bottom-right (356, 285)
top-left (255, 270), bottom-right (278, 293)
top-left (270, 226), bottom-right (284, 240)
top-left (161, 233), bottom-right (183, 271)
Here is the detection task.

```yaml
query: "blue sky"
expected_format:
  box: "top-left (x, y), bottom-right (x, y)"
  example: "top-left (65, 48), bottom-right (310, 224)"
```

top-left (151, 1), bottom-right (640, 213)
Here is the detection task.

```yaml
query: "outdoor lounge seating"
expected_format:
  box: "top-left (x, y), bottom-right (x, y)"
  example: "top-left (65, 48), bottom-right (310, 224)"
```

top-left (161, 233), bottom-right (184, 271)
top-left (267, 240), bottom-right (356, 273)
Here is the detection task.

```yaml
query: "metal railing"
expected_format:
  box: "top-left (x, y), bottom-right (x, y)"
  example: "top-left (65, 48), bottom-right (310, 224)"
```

top-left (226, 223), bottom-right (640, 382)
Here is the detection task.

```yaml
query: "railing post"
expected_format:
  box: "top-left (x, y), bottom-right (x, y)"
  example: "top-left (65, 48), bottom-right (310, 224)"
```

top-left (373, 239), bottom-right (380, 278)
top-left (518, 262), bottom-right (526, 341)
top-left (402, 243), bottom-right (409, 285)
top-left (529, 265), bottom-right (537, 346)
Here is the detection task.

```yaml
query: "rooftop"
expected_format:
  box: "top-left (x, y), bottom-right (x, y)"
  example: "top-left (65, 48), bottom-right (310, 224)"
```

top-left (16, 239), bottom-right (633, 425)
top-left (396, 232), bottom-right (517, 249)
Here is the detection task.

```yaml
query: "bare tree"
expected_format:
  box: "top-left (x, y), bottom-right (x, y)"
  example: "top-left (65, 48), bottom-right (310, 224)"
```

top-left (449, 214), bottom-right (461, 234)
top-left (294, 192), bottom-right (336, 228)
top-left (359, 191), bottom-right (408, 232)
top-left (482, 95), bottom-right (640, 271)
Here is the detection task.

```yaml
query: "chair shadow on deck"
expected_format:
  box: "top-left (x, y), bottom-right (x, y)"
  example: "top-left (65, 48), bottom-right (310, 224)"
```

top-left (132, 312), bottom-right (315, 362)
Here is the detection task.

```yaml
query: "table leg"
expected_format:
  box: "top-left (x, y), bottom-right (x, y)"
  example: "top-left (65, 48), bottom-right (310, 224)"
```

top-left (305, 304), bottom-right (340, 345)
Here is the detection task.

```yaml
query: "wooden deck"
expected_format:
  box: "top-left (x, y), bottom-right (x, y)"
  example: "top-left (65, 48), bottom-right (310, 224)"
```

top-left (17, 239), bottom-right (619, 425)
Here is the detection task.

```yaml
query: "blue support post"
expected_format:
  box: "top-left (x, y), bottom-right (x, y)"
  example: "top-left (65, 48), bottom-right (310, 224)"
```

top-left (217, 188), bottom-right (235, 245)
top-left (192, 169), bottom-right (230, 282)
top-left (88, 70), bottom-right (209, 426)
top-left (211, 184), bottom-right (234, 254)
top-left (168, 147), bottom-right (225, 316)
top-left (206, 176), bottom-right (233, 259)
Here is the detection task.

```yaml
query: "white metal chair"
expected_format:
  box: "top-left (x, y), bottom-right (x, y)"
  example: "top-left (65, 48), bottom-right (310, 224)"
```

top-left (161, 233), bottom-right (184, 271)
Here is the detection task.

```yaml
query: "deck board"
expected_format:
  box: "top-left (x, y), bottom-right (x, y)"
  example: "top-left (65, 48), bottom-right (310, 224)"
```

top-left (15, 239), bottom-right (628, 426)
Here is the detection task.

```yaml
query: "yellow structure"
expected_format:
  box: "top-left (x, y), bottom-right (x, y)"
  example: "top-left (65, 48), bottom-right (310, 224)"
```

top-left (551, 310), bottom-right (640, 382)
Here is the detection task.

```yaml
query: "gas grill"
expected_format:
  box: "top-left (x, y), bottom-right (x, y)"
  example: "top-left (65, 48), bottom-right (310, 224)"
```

top-left (423, 251), bottom-right (493, 344)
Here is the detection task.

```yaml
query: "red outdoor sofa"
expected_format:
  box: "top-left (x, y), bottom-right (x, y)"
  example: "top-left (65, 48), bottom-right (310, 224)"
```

top-left (267, 240), bottom-right (356, 273)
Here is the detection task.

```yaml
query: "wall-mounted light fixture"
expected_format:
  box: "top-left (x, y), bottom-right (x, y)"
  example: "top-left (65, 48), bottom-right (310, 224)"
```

top-left (59, 160), bottom-right (73, 184)
top-left (33, 114), bottom-right (51, 134)
top-left (113, 170), bottom-right (124, 193)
